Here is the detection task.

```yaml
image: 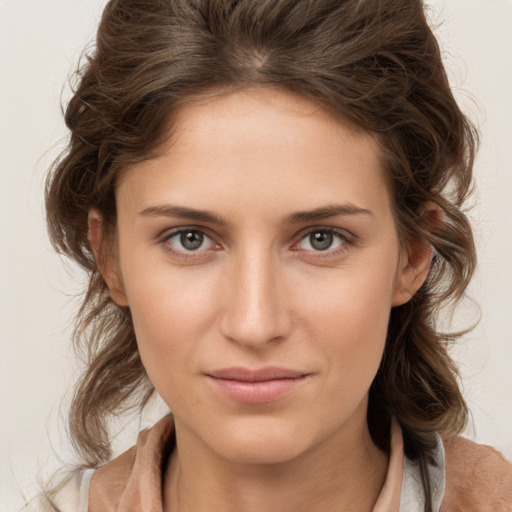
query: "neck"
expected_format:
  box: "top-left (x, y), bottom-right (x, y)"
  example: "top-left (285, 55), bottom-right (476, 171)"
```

top-left (164, 411), bottom-right (389, 512)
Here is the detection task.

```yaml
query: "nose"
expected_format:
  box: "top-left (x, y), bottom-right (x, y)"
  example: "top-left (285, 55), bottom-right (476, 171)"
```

top-left (219, 248), bottom-right (292, 349)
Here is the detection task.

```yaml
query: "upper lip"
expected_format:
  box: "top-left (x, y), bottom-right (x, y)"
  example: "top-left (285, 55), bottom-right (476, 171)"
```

top-left (207, 367), bottom-right (308, 382)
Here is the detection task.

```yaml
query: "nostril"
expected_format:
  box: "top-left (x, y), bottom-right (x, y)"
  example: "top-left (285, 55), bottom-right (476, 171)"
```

top-left (219, 296), bottom-right (292, 348)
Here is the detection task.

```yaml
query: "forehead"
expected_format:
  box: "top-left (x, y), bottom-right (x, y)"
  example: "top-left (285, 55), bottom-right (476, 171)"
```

top-left (169, 87), bottom-right (371, 154)
top-left (117, 87), bottom-right (393, 220)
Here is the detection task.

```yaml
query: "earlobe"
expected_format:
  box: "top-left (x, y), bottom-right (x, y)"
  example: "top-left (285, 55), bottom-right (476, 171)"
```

top-left (392, 202), bottom-right (441, 307)
top-left (88, 209), bottom-right (128, 307)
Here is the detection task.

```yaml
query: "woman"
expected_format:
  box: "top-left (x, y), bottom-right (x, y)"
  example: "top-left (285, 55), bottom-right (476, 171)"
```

top-left (39, 0), bottom-right (512, 511)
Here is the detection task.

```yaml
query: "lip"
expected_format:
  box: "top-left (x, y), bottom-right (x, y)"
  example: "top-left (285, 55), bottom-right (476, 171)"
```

top-left (206, 366), bottom-right (310, 404)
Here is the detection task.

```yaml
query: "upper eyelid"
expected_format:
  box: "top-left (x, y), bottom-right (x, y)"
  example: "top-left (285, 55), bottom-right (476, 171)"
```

top-left (296, 226), bottom-right (353, 242)
top-left (159, 224), bottom-right (351, 237)
top-left (301, 226), bottom-right (349, 235)
top-left (160, 226), bottom-right (216, 240)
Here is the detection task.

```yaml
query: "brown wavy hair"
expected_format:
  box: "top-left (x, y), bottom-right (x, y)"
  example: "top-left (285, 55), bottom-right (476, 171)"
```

top-left (45, 0), bottom-right (477, 509)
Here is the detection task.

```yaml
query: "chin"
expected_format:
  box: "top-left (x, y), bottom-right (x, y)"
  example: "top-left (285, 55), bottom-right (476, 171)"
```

top-left (220, 438), bottom-right (308, 466)
top-left (207, 416), bottom-right (315, 465)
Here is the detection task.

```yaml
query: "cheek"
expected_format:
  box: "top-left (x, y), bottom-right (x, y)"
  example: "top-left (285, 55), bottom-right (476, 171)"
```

top-left (302, 256), bottom-right (397, 332)
top-left (120, 259), bottom-right (220, 384)
top-left (315, 287), bottom-right (389, 366)
top-left (301, 260), bottom-right (398, 385)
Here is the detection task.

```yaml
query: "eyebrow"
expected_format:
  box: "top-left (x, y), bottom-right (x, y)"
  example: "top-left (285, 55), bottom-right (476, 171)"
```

top-left (139, 205), bottom-right (227, 225)
top-left (140, 203), bottom-right (373, 225)
top-left (284, 204), bottom-right (374, 223)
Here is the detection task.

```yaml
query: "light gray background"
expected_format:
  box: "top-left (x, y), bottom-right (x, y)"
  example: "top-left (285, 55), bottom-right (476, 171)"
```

top-left (1, 0), bottom-right (511, 509)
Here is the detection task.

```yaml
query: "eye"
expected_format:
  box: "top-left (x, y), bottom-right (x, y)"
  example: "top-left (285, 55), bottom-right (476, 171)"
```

top-left (162, 228), bottom-right (218, 254)
top-left (296, 229), bottom-right (348, 252)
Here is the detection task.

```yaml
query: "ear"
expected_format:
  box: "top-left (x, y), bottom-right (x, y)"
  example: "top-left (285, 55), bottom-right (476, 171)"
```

top-left (88, 209), bottom-right (129, 307)
top-left (392, 203), bottom-right (441, 307)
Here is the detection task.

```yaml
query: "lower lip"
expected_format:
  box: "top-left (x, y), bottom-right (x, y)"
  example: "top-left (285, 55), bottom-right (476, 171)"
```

top-left (207, 376), bottom-right (308, 404)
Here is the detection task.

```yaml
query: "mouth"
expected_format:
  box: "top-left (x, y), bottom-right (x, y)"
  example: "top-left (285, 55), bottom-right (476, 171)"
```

top-left (205, 367), bottom-right (310, 404)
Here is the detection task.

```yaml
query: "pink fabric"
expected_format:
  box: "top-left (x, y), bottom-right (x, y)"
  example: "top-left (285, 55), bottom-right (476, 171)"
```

top-left (89, 416), bottom-right (174, 512)
top-left (372, 418), bottom-right (404, 512)
top-left (442, 435), bottom-right (512, 511)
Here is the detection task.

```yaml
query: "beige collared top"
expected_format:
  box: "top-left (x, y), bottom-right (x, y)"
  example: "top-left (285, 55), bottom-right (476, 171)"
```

top-left (35, 415), bottom-right (512, 511)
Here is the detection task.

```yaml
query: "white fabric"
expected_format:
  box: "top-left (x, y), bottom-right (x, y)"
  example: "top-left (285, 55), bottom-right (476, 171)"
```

top-left (56, 469), bottom-right (95, 512)
top-left (399, 433), bottom-right (446, 512)
top-left (27, 468), bottom-right (94, 512)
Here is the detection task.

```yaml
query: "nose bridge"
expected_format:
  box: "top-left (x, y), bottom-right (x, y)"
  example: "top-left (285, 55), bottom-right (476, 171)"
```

top-left (220, 243), bottom-right (290, 347)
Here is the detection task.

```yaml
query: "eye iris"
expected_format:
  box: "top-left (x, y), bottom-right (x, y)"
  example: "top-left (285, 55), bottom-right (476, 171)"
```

top-left (180, 231), bottom-right (204, 250)
top-left (310, 231), bottom-right (333, 251)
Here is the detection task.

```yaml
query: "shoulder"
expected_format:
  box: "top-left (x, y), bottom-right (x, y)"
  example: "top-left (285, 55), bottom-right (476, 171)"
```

top-left (88, 445), bottom-right (137, 511)
top-left (24, 468), bottom-right (94, 512)
top-left (441, 435), bottom-right (512, 511)
top-left (89, 415), bottom-right (174, 511)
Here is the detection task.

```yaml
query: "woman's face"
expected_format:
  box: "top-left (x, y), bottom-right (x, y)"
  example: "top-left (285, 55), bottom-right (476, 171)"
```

top-left (106, 88), bottom-right (419, 464)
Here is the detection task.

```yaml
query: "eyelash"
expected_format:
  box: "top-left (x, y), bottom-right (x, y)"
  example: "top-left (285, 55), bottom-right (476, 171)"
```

top-left (159, 228), bottom-right (220, 260)
top-left (293, 227), bottom-right (352, 257)
top-left (159, 226), bottom-right (353, 260)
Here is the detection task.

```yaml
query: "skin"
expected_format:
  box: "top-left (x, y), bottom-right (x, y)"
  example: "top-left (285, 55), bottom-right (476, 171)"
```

top-left (90, 87), bottom-right (432, 512)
